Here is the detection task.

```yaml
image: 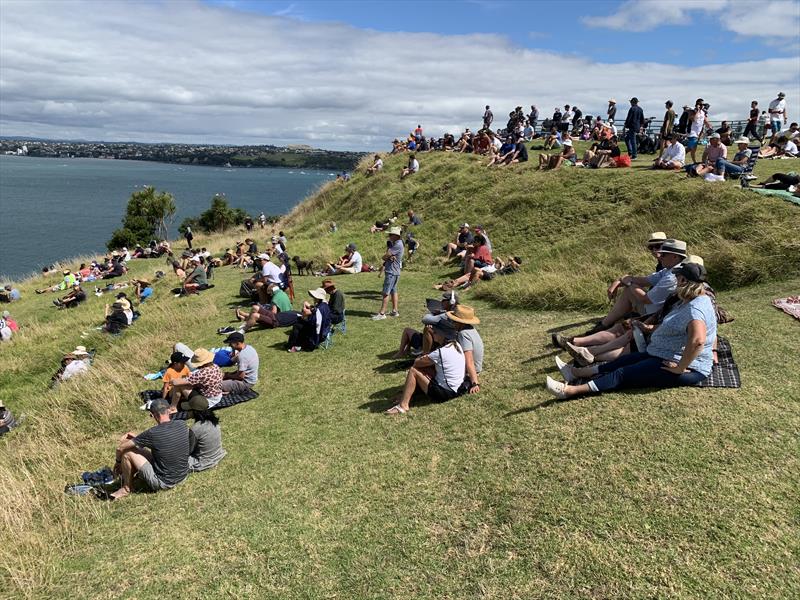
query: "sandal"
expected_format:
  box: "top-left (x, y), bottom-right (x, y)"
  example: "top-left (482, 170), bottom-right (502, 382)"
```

top-left (385, 405), bottom-right (407, 415)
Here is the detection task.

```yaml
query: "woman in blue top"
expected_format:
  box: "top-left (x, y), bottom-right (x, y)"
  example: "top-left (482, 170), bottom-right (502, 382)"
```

top-left (546, 262), bottom-right (716, 399)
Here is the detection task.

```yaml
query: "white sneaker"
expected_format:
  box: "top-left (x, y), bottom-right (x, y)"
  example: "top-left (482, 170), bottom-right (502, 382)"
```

top-left (388, 310), bottom-right (400, 317)
top-left (545, 376), bottom-right (568, 400)
top-left (554, 356), bottom-right (576, 384)
top-left (744, 174), bottom-right (757, 181)
top-left (566, 341), bottom-right (594, 366)
top-left (371, 313), bottom-right (387, 320)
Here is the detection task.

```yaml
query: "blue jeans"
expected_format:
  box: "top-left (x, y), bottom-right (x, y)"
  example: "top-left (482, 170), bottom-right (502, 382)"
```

top-left (771, 119), bottom-right (782, 136)
top-left (715, 158), bottom-right (744, 176)
top-left (624, 130), bottom-right (637, 159)
top-left (382, 273), bottom-right (399, 295)
top-left (589, 352), bottom-right (707, 392)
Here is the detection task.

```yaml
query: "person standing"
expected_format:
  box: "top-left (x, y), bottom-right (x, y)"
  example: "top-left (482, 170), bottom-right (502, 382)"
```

top-left (624, 97), bottom-right (645, 160)
top-left (768, 92), bottom-right (787, 142)
top-left (184, 226), bottom-right (193, 249)
top-left (607, 99), bottom-right (617, 124)
top-left (659, 100), bottom-right (676, 151)
top-left (743, 100), bottom-right (761, 141)
top-left (528, 105), bottom-right (538, 134)
top-left (373, 227), bottom-right (404, 320)
top-left (258, 212), bottom-right (266, 229)
top-left (483, 105), bottom-right (493, 129)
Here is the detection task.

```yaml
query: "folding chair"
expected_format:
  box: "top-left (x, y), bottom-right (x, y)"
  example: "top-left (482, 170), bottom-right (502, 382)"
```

top-left (321, 310), bottom-right (346, 350)
top-left (738, 146), bottom-right (761, 187)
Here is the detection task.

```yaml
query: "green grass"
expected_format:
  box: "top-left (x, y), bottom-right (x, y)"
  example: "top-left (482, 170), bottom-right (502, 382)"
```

top-left (1, 149), bottom-right (799, 598)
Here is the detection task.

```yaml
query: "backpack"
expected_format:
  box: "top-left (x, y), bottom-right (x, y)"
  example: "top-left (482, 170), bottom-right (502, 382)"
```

top-left (239, 280), bottom-right (257, 299)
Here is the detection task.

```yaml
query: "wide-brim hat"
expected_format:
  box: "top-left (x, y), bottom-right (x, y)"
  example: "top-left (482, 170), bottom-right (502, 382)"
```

top-left (257, 253), bottom-right (271, 260)
top-left (71, 345), bottom-right (89, 357)
top-left (647, 231), bottom-right (667, 245)
top-left (62, 269), bottom-right (71, 275)
top-left (308, 288), bottom-right (327, 301)
top-left (685, 254), bottom-right (705, 266)
top-left (387, 227), bottom-right (402, 236)
top-left (137, 278), bottom-right (150, 285)
top-left (117, 298), bottom-right (131, 311)
top-left (608, 98), bottom-right (616, 103)
top-left (672, 262), bottom-right (707, 283)
top-left (321, 279), bottom-right (336, 290)
top-left (735, 136), bottom-right (750, 145)
top-left (446, 304), bottom-right (480, 325)
top-left (658, 239), bottom-right (688, 257)
top-left (192, 348), bottom-right (215, 367)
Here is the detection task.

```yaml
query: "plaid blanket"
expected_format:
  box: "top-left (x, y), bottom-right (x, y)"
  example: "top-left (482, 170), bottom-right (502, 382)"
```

top-left (772, 296), bottom-right (800, 320)
top-left (174, 388), bottom-right (259, 420)
top-left (696, 337), bottom-right (741, 388)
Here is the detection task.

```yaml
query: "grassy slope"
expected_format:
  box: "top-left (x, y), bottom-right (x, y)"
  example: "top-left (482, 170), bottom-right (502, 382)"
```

top-left (1, 149), bottom-right (799, 598)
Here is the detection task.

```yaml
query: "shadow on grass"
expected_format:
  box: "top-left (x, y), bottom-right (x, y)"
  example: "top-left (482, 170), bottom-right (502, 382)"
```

top-left (373, 360), bottom-right (413, 374)
top-left (346, 290), bottom-right (384, 300)
top-left (522, 349), bottom-right (559, 363)
top-left (504, 398), bottom-right (570, 415)
top-left (359, 386), bottom-right (437, 413)
top-left (545, 317), bottom-right (601, 334)
top-left (344, 309), bottom-right (380, 318)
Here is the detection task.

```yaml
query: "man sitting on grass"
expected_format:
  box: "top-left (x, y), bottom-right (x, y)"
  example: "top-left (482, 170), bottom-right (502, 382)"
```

top-left (584, 239), bottom-right (687, 335)
top-left (53, 283), bottom-right (87, 309)
top-left (400, 153), bottom-right (419, 179)
top-left (232, 283), bottom-right (295, 332)
top-left (107, 398), bottom-right (190, 501)
top-left (182, 256), bottom-right (208, 295)
top-left (393, 292), bottom-right (459, 358)
top-left (325, 244), bottom-right (362, 275)
top-left (322, 279), bottom-right (345, 324)
top-left (443, 223), bottom-right (474, 260)
top-left (220, 332), bottom-right (259, 394)
top-left (366, 154), bottom-right (383, 176)
top-left (652, 134), bottom-right (685, 170)
top-left (715, 137), bottom-right (752, 178)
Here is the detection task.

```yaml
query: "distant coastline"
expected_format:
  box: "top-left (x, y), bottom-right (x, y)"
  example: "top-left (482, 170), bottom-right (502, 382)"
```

top-left (0, 138), bottom-right (365, 171)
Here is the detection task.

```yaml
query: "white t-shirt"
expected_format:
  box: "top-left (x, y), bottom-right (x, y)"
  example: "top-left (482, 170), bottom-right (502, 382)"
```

top-left (784, 140), bottom-right (798, 156)
top-left (769, 98), bottom-right (786, 117)
top-left (62, 359), bottom-right (89, 380)
top-left (492, 137), bottom-right (502, 151)
top-left (261, 261), bottom-right (283, 284)
top-left (690, 110), bottom-right (705, 137)
top-left (350, 251), bottom-right (363, 272)
top-left (562, 110), bottom-right (573, 123)
top-left (409, 159), bottom-right (419, 173)
top-left (428, 343), bottom-right (466, 391)
top-left (661, 142), bottom-right (686, 163)
top-left (373, 159), bottom-right (383, 170)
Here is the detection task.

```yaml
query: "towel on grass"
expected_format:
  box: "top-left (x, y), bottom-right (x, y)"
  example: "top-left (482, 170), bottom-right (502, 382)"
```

top-left (772, 296), bottom-right (800, 320)
top-left (749, 188), bottom-right (800, 206)
top-left (696, 337), bottom-right (740, 389)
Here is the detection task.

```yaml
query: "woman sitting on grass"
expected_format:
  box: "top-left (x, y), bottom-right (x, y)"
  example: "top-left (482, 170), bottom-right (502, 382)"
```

top-left (538, 139), bottom-right (576, 170)
top-left (386, 322), bottom-right (465, 414)
top-left (545, 262), bottom-right (716, 399)
top-left (188, 409), bottom-right (226, 472)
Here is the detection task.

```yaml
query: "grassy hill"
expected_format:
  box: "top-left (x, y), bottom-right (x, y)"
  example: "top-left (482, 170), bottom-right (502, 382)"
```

top-left (1, 148), bottom-right (799, 598)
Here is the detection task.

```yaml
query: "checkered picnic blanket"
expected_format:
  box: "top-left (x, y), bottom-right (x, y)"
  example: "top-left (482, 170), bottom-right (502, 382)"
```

top-left (696, 337), bottom-right (740, 388)
top-left (772, 296), bottom-right (800, 320)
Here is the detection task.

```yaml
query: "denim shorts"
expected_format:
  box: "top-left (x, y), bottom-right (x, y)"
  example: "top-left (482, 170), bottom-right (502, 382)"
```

top-left (382, 274), bottom-right (399, 295)
top-left (685, 136), bottom-right (699, 150)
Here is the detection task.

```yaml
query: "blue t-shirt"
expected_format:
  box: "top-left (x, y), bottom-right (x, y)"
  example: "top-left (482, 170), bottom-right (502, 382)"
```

top-left (140, 287), bottom-right (153, 301)
top-left (384, 239), bottom-right (404, 275)
top-left (644, 269), bottom-right (678, 315)
top-left (646, 295), bottom-right (717, 376)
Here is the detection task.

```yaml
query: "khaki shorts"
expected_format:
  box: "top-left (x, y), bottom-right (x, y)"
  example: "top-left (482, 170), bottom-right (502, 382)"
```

top-left (134, 461), bottom-right (171, 492)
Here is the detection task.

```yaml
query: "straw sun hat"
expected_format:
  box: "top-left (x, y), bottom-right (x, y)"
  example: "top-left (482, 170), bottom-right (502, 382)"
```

top-left (446, 304), bottom-right (480, 325)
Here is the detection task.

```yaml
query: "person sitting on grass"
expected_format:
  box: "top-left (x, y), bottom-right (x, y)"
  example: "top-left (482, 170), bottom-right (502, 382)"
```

top-left (53, 282), bottom-right (87, 309)
top-left (685, 133), bottom-right (726, 177)
top-left (538, 139), bottom-right (576, 170)
top-left (36, 269), bottom-right (76, 294)
top-left (104, 301), bottom-right (129, 334)
top-left (231, 283), bottom-right (295, 332)
top-left (1, 310), bottom-right (18, 335)
top-left (400, 153), bottom-right (419, 179)
top-left (443, 223), bottom-right (474, 260)
top-left (370, 211), bottom-right (399, 233)
top-left (161, 351), bottom-right (191, 399)
top-left (169, 348), bottom-right (224, 411)
top-left (133, 278), bottom-right (153, 302)
top-left (181, 256), bottom-right (208, 295)
top-left (393, 292), bottom-right (459, 358)
top-left (486, 136), bottom-right (516, 167)
top-left (542, 126), bottom-right (562, 150)
top-left (759, 135), bottom-right (799, 159)
top-left (325, 243), bottom-right (362, 274)
top-left (366, 154), bottom-right (383, 176)
top-left (582, 135), bottom-right (620, 168)
top-left (322, 279), bottom-right (345, 324)
top-left (585, 239), bottom-right (687, 335)
top-left (385, 322), bottom-right (465, 414)
top-left (188, 408), bottom-right (226, 472)
top-left (545, 261), bottom-right (716, 399)
top-left (447, 305), bottom-right (484, 396)
top-left (106, 398), bottom-right (190, 501)
top-left (52, 346), bottom-right (92, 383)
top-left (652, 134), bottom-right (686, 170)
top-left (287, 288), bottom-right (332, 353)
top-left (219, 332), bottom-right (259, 394)
top-left (0, 284), bottom-right (20, 303)
top-left (715, 137), bottom-right (753, 178)
top-left (252, 254), bottom-right (284, 303)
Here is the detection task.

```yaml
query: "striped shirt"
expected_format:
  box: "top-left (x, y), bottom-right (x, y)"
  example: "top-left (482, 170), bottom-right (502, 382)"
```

top-left (134, 420), bottom-right (190, 487)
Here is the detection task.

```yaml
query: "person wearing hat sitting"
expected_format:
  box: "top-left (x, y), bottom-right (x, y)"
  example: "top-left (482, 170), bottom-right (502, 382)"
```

top-left (715, 137), bottom-right (753, 178)
top-left (182, 256), bottom-right (208, 295)
top-left (589, 239), bottom-right (688, 335)
top-left (538, 139), bottom-right (576, 170)
top-left (685, 133), bottom-right (727, 177)
top-left (133, 279), bottom-right (153, 302)
top-left (325, 244), bottom-right (362, 275)
top-left (219, 332), bottom-right (259, 394)
top-left (653, 134), bottom-right (685, 170)
top-left (322, 279), bottom-right (345, 324)
top-left (54, 346), bottom-right (91, 383)
top-left (287, 288), bottom-right (332, 352)
top-left (447, 305), bottom-right (484, 396)
top-left (104, 301), bottom-right (129, 334)
top-left (386, 322), bottom-right (466, 414)
top-left (108, 398), bottom-right (191, 501)
top-left (168, 348), bottom-right (224, 411)
top-left (372, 227), bottom-right (404, 320)
top-left (102, 257), bottom-right (126, 280)
top-left (546, 262), bottom-right (717, 400)
top-left (53, 283), bottom-right (87, 309)
top-left (393, 291), bottom-right (459, 358)
top-left (400, 153), bottom-right (419, 179)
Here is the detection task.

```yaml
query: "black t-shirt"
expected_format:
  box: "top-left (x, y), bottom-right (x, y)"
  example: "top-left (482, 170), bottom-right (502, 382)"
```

top-left (610, 146), bottom-right (621, 157)
top-left (515, 143), bottom-right (529, 162)
top-left (457, 231), bottom-right (474, 246)
top-left (749, 108), bottom-right (759, 122)
top-left (106, 311), bottom-right (128, 333)
top-left (134, 419), bottom-right (190, 487)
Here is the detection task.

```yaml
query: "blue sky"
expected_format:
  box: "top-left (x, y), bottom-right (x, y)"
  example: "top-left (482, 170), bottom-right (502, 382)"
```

top-left (206, 0), bottom-right (800, 66)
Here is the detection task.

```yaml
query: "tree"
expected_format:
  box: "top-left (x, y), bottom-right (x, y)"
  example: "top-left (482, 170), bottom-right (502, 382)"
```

top-left (196, 194), bottom-right (249, 233)
top-left (107, 187), bottom-right (176, 250)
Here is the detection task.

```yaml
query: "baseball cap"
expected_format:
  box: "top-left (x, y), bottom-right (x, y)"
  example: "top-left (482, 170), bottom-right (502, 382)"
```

top-left (223, 331), bottom-right (245, 344)
top-left (672, 262), bottom-right (707, 283)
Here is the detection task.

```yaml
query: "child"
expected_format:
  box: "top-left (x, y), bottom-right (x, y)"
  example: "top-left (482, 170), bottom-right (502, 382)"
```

top-left (162, 351), bottom-right (191, 399)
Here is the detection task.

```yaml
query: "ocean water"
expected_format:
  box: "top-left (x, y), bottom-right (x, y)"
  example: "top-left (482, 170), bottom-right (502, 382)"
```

top-left (0, 155), bottom-right (334, 279)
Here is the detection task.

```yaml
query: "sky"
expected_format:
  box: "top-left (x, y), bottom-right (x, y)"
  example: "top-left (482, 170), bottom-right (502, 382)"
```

top-left (1, 0), bottom-right (798, 151)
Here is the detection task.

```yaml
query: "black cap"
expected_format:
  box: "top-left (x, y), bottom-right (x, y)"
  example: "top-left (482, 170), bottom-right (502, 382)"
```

top-left (223, 331), bottom-right (245, 344)
top-left (170, 351), bottom-right (189, 364)
top-left (672, 262), bottom-right (707, 283)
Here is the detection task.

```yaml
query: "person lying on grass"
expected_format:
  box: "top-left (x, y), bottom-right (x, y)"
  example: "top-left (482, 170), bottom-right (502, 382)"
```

top-left (36, 269), bottom-right (76, 294)
top-left (51, 346), bottom-right (91, 384)
top-left (370, 211), bottom-right (399, 233)
top-left (386, 321), bottom-right (465, 414)
top-left (545, 262), bottom-right (716, 399)
top-left (538, 139), bottom-right (576, 170)
top-left (106, 398), bottom-right (190, 501)
top-left (53, 282), bottom-right (87, 309)
top-left (584, 239), bottom-right (687, 336)
top-left (393, 291), bottom-right (459, 358)
top-left (169, 348), bottom-right (224, 412)
top-left (758, 135), bottom-right (799, 159)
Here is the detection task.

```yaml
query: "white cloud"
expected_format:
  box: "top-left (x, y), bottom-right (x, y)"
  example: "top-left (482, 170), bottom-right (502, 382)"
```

top-left (585, 0), bottom-right (800, 38)
top-left (0, 1), bottom-right (798, 150)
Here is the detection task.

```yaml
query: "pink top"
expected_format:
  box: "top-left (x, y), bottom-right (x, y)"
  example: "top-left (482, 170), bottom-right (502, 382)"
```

top-left (704, 144), bottom-right (727, 164)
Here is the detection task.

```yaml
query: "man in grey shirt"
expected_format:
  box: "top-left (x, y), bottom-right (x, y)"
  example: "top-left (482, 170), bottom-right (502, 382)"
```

top-left (373, 227), bottom-right (404, 320)
top-left (220, 332), bottom-right (259, 393)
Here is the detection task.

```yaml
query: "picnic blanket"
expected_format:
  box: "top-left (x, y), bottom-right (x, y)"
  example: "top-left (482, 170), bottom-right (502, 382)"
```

top-left (772, 296), bottom-right (800, 320)
top-left (173, 388), bottom-right (259, 420)
top-left (696, 337), bottom-right (741, 388)
top-left (749, 187), bottom-right (800, 206)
